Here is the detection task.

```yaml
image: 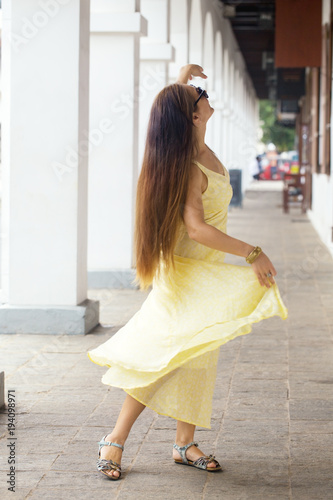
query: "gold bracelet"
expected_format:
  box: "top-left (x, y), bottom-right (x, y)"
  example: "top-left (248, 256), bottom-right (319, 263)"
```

top-left (246, 246), bottom-right (262, 264)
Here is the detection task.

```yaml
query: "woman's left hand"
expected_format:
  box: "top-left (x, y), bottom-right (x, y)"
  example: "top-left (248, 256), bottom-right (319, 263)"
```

top-left (251, 252), bottom-right (277, 288)
top-left (177, 64), bottom-right (207, 84)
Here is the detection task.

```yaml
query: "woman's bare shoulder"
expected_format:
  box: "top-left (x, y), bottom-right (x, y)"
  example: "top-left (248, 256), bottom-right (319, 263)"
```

top-left (190, 162), bottom-right (208, 194)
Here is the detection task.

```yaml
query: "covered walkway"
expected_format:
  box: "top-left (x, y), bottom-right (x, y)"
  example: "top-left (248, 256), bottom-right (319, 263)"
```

top-left (1, 184), bottom-right (332, 499)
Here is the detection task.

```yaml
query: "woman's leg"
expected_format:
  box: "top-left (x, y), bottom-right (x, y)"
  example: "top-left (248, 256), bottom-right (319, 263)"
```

top-left (100, 393), bottom-right (146, 478)
top-left (175, 420), bottom-right (196, 445)
top-left (173, 420), bottom-right (218, 467)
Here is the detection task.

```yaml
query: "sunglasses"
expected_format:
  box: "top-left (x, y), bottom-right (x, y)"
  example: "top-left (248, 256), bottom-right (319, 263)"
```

top-left (191, 85), bottom-right (209, 107)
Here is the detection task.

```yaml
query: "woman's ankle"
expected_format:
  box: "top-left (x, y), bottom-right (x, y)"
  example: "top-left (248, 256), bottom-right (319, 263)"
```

top-left (175, 437), bottom-right (195, 446)
top-left (105, 432), bottom-right (127, 447)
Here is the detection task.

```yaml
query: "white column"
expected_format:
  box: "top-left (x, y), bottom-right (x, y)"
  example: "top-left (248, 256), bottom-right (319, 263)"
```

top-left (213, 31), bottom-right (223, 159)
top-left (169, 0), bottom-right (188, 82)
top-left (203, 11), bottom-right (215, 150)
top-left (88, 1), bottom-right (148, 288)
top-left (0, 0), bottom-right (98, 334)
top-left (221, 47), bottom-right (230, 165)
top-left (228, 59), bottom-right (235, 166)
top-left (234, 68), bottom-right (242, 169)
top-left (189, 0), bottom-right (203, 65)
top-left (139, 0), bottom-right (174, 167)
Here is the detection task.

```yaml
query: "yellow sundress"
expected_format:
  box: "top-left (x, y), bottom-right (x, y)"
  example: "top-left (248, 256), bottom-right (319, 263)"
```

top-left (87, 161), bottom-right (288, 428)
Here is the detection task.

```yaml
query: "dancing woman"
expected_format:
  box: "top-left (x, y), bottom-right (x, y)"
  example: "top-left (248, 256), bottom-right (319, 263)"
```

top-left (87, 64), bottom-right (287, 480)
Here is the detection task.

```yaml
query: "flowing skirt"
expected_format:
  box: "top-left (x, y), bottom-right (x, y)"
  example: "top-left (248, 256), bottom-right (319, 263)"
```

top-left (87, 255), bottom-right (288, 428)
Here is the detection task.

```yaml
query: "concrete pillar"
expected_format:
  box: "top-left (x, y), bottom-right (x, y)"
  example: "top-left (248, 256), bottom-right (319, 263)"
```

top-left (203, 11), bottom-right (214, 149)
top-left (139, 0), bottom-right (175, 167)
top-left (212, 31), bottom-right (223, 159)
top-left (234, 68), bottom-right (241, 168)
top-left (221, 47), bottom-right (230, 165)
top-left (0, 0), bottom-right (98, 334)
top-left (189, 0), bottom-right (203, 65)
top-left (169, 0), bottom-right (188, 82)
top-left (228, 59), bottom-right (235, 166)
top-left (88, 0), bottom-right (147, 288)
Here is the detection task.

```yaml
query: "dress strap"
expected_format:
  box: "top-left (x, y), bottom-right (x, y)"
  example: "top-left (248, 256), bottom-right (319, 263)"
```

top-left (192, 160), bottom-right (208, 173)
top-left (191, 161), bottom-right (212, 181)
top-left (192, 160), bottom-right (227, 178)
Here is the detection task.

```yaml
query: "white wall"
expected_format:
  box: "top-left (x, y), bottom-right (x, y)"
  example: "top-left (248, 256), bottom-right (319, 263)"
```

top-left (308, 173), bottom-right (333, 257)
top-left (138, 0), bottom-right (173, 168)
top-left (169, 0), bottom-right (189, 81)
top-left (307, 0), bottom-right (333, 257)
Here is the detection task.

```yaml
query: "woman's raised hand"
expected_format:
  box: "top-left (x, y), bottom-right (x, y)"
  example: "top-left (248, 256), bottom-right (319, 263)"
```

top-left (251, 252), bottom-right (277, 288)
top-left (177, 64), bottom-right (208, 84)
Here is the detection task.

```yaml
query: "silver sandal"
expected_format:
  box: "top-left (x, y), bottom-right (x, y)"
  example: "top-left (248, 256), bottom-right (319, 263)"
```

top-left (97, 434), bottom-right (124, 480)
top-left (173, 441), bottom-right (222, 472)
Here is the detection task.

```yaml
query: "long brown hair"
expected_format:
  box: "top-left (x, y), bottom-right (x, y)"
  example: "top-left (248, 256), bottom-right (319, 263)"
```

top-left (133, 84), bottom-right (197, 290)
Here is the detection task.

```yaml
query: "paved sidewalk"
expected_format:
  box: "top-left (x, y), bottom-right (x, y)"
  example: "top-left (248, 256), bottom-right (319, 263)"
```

top-left (1, 183), bottom-right (333, 500)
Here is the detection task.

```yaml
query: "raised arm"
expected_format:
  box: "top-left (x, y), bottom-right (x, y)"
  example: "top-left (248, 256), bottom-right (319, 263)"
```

top-left (183, 164), bottom-right (277, 288)
top-left (177, 64), bottom-right (207, 84)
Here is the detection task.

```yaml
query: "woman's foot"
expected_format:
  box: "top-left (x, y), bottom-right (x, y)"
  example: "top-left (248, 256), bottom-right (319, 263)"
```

top-left (99, 433), bottom-right (124, 479)
top-left (172, 441), bottom-right (218, 469)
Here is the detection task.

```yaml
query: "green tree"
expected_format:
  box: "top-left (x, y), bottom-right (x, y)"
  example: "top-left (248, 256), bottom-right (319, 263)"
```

top-left (259, 100), bottom-right (295, 151)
